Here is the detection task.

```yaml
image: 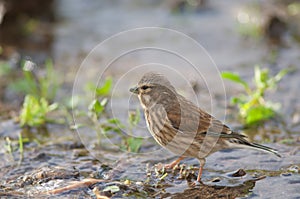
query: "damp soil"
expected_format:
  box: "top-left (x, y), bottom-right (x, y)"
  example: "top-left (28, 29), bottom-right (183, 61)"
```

top-left (0, 121), bottom-right (299, 198)
top-left (1, 0), bottom-right (300, 198)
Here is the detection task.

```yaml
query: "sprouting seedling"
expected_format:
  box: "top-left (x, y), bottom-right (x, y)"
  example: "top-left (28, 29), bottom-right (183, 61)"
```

top-left (10, 59), bottom-right (59, 101)
top-left (88, 98), bottom-right (108, 121)
top-left (126, 108), bottom-right (143, 153)
top-left (221, 66), bottom-right (290, 125)
top-left (76, 77), bottom-right (144, 153)
top-left (85, 76), bottom-right (113, 97)
top-left (128, 108), bottom-right (141, 131)
top-left (74, 77), bottom-right (121, 142)
top-left (19, 94), bottom-right (58, 127)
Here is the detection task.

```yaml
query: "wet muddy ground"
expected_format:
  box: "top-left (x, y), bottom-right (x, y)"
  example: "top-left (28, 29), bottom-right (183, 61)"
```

top-left (0, 121), bottom-right (299, 198)
top-left (1, 0), bottom-right (300, 198)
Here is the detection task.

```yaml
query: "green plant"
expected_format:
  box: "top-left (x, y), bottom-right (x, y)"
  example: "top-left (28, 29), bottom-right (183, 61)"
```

top-left (74, 77), bottom-right (143, 152)
top-left (221, 66), bottom-right (289, 125)
top-left (86, 98), bottom-right (143, 153)
top-left (4, 134), bottom-right (29, 164)
top-left (20, 94), bottom-right (58, 127)
top-left (84, 77), bottom-right (120, 137)
top-left (4, 137), bottom-right (13, 160)
top-left (126, 108), bottom-right (143, 153)
top-left (86, 98), bottom-right (118, 143)
top-left (72, 77), bottom-right (117, 137)
top-left (85, 76), bottom-right (113, 97)
top-left (18, 133), bottom-right (24, 165)
top-left (10, 59), bottom-right (59, 101)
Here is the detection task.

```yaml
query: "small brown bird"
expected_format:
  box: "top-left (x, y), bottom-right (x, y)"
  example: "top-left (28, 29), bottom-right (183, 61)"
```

top-left (130, 72), bottom-right (280, 184)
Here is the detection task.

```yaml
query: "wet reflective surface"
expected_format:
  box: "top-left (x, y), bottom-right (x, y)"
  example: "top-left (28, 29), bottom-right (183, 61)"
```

top-left (1, 0), bottom-right (300, 198)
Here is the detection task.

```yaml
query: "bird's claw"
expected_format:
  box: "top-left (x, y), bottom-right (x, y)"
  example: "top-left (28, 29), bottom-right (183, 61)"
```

top-left (190, 180), bottom-right (201, 187)
top-left (164, 162), bottom-right (178, 169)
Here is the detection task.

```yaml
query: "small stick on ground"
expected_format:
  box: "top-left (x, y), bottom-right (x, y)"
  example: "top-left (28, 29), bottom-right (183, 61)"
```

top-left (45, 178), bottom-right (105, 195)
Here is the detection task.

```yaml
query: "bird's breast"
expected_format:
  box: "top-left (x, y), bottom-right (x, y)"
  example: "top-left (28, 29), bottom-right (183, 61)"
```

top-left (144, 106), bottom-right (178, 147)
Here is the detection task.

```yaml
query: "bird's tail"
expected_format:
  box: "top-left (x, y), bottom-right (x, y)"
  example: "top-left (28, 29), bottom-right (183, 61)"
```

top-left (226, 135), bottom-right (281, 158)
top-left (247, 142), bottom-right (281, 158)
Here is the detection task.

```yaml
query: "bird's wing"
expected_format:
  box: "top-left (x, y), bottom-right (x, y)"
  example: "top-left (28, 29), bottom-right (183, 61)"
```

top-left (164, 95), bottom-right (280, 157)
top-left (166, 97), bottom-right (246, 139)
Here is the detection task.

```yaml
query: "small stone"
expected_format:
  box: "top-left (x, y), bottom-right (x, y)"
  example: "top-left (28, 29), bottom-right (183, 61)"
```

top-left (210, 177), bottom-right (221, 182)
top-left (103, 185), bottom-right (120, 194)
top-left (124, 179), bottom-right (131, 185)
top-left (231, 169), bottom-right (246, 177)
top-left (136, 181), bottom-right (143, 185)
top-left (22, 175), bottom-right (29, 182)
top-left (287, 165), bottom-right (299, 173)
top-left (281, 172), bottom-right (292, 177)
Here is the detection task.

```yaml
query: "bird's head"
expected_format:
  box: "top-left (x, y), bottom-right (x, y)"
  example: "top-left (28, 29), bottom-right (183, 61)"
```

top-left (130, 72), bottom-right (177, 109)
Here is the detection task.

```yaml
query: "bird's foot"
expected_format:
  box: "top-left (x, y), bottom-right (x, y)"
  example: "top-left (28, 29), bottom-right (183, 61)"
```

top-left (164, 156), bottom-right (185, 169)
top-left (164, 162), bottom-right (179, 169)
top-left (190, 180), bottom-right (201, 187)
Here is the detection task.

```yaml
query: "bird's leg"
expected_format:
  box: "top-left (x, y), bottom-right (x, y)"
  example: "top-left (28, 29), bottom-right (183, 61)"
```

top-left (190, 158), bottom-right (206, 186)
top-left (196, 158), bottom-right (206, 182)
top-left (164, 156), bottom-right (185, 169)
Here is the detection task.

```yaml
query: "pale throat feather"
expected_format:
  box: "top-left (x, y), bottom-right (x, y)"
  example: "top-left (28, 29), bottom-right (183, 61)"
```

top-left (138, 94), bottom-right (151, 109)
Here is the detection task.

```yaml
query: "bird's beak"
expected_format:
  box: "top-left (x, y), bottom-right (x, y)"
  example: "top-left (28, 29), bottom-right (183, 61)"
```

top-left (129, 86), bottom-right (139, 94)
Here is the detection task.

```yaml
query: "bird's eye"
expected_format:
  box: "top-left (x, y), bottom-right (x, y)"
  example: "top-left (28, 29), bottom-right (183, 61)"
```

top-left (141, 85), bottom-right (150, 90)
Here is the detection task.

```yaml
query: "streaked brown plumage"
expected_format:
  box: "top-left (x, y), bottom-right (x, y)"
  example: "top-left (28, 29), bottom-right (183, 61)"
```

top-left (130, 72), bottom-right (280, 184)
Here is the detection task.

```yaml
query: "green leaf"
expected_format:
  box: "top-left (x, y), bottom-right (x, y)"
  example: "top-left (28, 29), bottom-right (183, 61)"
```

top-left (104, 118), bottom-right (124, 131)
top-left (231, 96), bottom-right (246, 105)
top-left (267, 68), bottom-right (290, 89)
top-left (96, 77), bottom-right (112, 96)
top-left (254, 66), bottom-right (269, 89)
top-left (107, 118), bottom-right (121, 125)
top-left (19, 94), bottom-right (57, 127)
top-left (126, 137), bottom-right (143, 153)
top-left (274, 68), bottom-right (289, 82)
top-left (221, 72), bottom-right (249, 89)
top-left (102, 125), bottom-right (119, 133)
top-left (48, 103), bottom-right (59, 112)
top-left (10, 71), bottom-right (38, 97)
top-left (128, 108), bottom-right (140, 127)
top-left (245, 105), bottom-right (275, 124)
top-left (89, 99), bottom-right (104, 115)
top-left (100, 98), bottom-right (108, 107)
top-left (18, 133), bottom-right (24, 154)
